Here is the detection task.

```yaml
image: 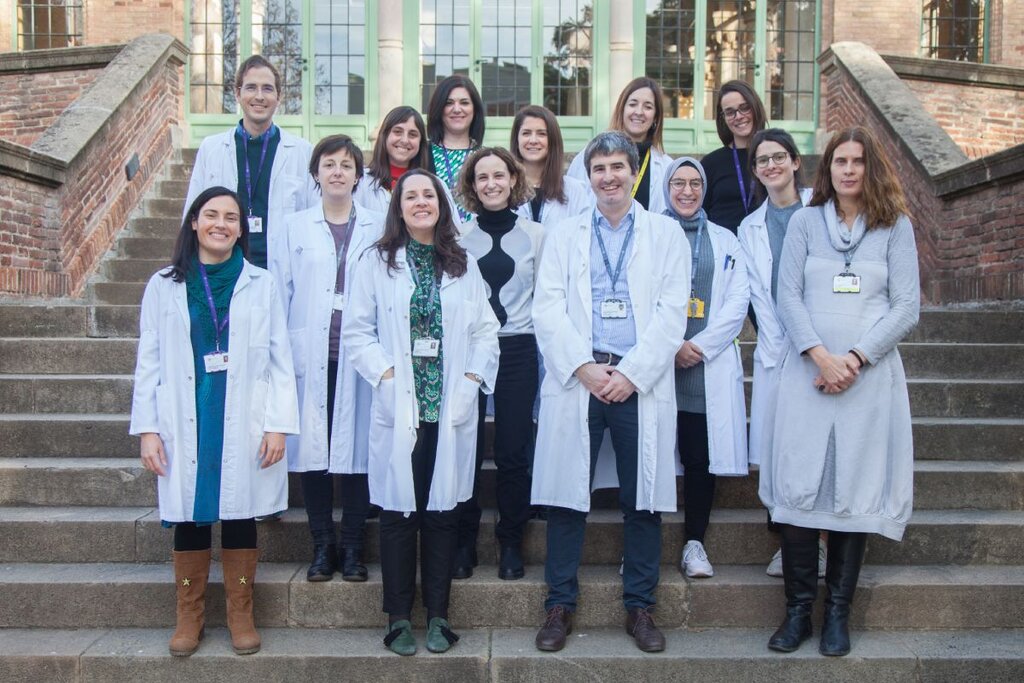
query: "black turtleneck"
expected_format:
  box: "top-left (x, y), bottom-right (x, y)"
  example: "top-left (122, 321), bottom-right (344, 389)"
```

top-left (477, 205), bottom-right (518, 234)
top-left (634, 140), bottom-right (653, 210)
top-left (473, 206), bottom-right (518, 327)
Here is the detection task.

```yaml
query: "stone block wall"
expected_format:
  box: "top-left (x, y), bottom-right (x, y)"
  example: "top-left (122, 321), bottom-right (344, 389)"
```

top-left (0, 70), bottom-right (103, 146)
top-left (820, 42), bottom-right (1023, 304)
top-left (84, 0), bottom-right (185, 45)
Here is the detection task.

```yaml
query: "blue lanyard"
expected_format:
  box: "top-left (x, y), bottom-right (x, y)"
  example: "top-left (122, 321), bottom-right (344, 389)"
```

top-left (237, 123), bottom-right (274, 216)
top-left (406, 251), bottom-right (441, 330)
top-left (689, 220), bottom-right (705, 294)
top-left (731, 144), bottom-right (752, 211)
top-left (198, 263), bottom-right (230, 352)
top-left (592, 212), bottom-right (635, 295)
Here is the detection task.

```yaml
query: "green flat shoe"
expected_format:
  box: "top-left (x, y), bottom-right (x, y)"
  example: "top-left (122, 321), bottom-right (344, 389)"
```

top-left (426, 617), bottom-right (460, 653)
top-left (384, 620), bottom-right (416, 656)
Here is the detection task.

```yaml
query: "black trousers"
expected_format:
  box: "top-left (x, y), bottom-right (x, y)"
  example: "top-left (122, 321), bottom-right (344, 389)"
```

top-left (677, 410), bottom-right (716, 544)
top-left (173, 519), bottom-right (257, 551)
top-left (456, 334), bottom-right (538, 549)
top-left (300, 358), bottom-right (371, 548)
top-left (379, 422), bottom-right (459, 619)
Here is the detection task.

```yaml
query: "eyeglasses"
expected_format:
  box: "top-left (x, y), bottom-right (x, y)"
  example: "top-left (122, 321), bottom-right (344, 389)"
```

top-left (240, 84), bottom-right (277, 96)
top-left (668, 179), bottom-right (704, 191)
top-left (721, 103), bottom-right (752, 120)
top-left (754, 152), bottom-right (791, 168)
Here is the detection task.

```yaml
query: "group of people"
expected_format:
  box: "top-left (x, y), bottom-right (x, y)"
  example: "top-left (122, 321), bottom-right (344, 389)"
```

top-left (129, 55), bottom-right (920, 660)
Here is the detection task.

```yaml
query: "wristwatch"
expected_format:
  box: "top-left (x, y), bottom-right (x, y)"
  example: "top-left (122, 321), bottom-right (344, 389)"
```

top-left (466, 372), bottom-right (483, 384)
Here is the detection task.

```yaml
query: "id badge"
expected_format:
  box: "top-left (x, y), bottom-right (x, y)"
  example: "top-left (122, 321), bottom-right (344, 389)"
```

top-left (833, 273), bottom-right (861, 294)
top-left (203, 351), bottom-right (229, 373)
top-left (412, 338), bottom-right (440, 358)
top-left (687, 297), bottom-right (706, 319)
top-left (600, 299), bottom-right (627, 319)
top-left (249, 216), bottom-right (263, 233)
top-left (332, 293), bottom-right (345, 311)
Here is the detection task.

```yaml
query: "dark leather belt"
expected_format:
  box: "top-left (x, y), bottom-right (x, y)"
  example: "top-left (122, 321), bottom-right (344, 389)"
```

top-left (592, 350), bottom-right (622, 366)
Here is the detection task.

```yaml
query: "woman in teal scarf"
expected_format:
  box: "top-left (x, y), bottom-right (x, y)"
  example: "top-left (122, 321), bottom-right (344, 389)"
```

top-left (130, 186), bottom-right (299, 658)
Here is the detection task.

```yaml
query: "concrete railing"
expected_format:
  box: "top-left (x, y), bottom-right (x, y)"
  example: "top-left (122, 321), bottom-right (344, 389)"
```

top-left (0, 34), bottom-right (186, 299)
top-left (818, 42), bottom-right (1024, 304)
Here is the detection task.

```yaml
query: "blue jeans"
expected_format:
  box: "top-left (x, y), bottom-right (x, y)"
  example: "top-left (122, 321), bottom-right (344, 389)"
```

top-left (544, 393), bottom-right (662, 611)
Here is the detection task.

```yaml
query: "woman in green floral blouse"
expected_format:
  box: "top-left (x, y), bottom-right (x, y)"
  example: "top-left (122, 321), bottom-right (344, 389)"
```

top-left (343, 169), bottom-right (500, 656)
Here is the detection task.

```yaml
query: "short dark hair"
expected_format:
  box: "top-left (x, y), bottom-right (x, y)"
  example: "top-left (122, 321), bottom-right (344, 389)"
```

top-left (309, 134), bottom-right (364, 193)
top-left (366, 106), bottom-right (430, 192)
top-left (375, 169), bottom-right (467, 279)
top-left (510, 105), bottom-right (566, 206)
top-left (165, 187), bottom-right (249, 283)
top-left (584, 131), bottom-right (640, 176)
top-left (748, 128), bottom-right (804, 205)
top-left (456, 147), bottom-right (533, 215)
top-left (714, 80), bottom-right (768, 147)
top-left (234, 55), bottom-right (281, 94)
top-left (425, 75), bottom-right (485, 147)
top-left (610, 77), bottom-right (665, 151)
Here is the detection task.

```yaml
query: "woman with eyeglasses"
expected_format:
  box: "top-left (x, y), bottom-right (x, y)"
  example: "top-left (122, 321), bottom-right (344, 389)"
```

top-left (510, 105), bottom-right (590, 227)
top-left (761, 126), bottom-right (919, 657)
top-left (566, 77), bottom-right (671, 214)
top-left (426, 75), bottom-right (486, 222)
top-left (661, 158), bottom-right (750, 580)
top-left (702, 80), bottom-right (769, 233)
top-left (738, 129), bottom-right (825, 580)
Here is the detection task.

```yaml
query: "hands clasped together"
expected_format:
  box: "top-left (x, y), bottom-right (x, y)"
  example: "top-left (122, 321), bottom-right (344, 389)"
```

top-left (808, 346), bottom-right (863, 394)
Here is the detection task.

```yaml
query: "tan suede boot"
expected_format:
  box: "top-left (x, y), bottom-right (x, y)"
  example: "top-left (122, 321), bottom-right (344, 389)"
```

top-left (221, 548), bottom-right (261, 655)
top-left (169, 549), bottom-right (212, 656)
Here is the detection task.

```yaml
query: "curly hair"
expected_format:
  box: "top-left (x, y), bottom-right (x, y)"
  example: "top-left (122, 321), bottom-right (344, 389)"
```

top-left (374, 169), bottom-right (467, 279)
top-left (455, 147), bottom-right (534, 215)
top-left (809, 126), bottom-right (910, 230)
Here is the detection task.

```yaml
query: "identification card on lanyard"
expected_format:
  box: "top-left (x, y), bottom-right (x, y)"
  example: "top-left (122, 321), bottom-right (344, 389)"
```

top-left (198, 262), bottom-right (231, 373)
top-left (686, 220), bottom-right (706, 318)
top-left (593, 213), bottom-right (635, 321)
top-left (601, 299), bottom-right (627, 319)
top-left (407, 251), bottom-right (442, 356)
top-left (238, 123), bottom-right (273, 234)
top-left (688, 297), bottom-right (706, 319)
top-left (332, 212), bottom-right (357, 311)
top-left (249, 216), bottom-right (263, 233)
top-left (413, 338), bottom-right (440, 357)
top-left (204, 351), bottom-right (230, 373)
top-left (833, 272), bottom-right (861, 294)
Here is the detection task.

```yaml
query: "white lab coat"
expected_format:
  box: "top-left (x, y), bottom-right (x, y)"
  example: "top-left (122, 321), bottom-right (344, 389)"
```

top-left (342, 249), bottom-right (500, 513)
top-left (279, 204), bottom-right (385, 474)
top-left (531, 204), bottom-right (691, 513)
top-left (682, 221), bottom-right (751, 475)
top-left (129, 261), bottom-right (299, 521)
top-left (513, 175), bottom-right (592, 227)
top-left (737, 188), bottom-right (813, 466)
top-left (184, 128), bottom-right (318, 277)
top-left (353, 171), bottom-right (463, 223)
top-left (567, 146), bottom-right (672, 216)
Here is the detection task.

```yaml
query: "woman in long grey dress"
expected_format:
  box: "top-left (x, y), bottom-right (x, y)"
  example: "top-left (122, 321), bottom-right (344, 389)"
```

top-left (760, 126), bottom-right (920, 657)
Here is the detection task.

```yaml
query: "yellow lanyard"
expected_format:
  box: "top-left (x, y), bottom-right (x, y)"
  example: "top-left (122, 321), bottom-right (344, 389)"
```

top-left (630, 148), bottom-right (651, 199)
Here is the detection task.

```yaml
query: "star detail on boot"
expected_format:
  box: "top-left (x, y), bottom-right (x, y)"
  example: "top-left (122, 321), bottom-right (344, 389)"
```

top-left (181, 577), bottom-right (192, 587)
top-left (238, 576), bottom-right (247, 585)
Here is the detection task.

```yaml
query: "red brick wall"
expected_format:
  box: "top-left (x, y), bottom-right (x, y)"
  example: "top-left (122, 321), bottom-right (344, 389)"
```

top-left (821, 62), bottom-right (1024, 304)
top-left (0, 50), bottom-right (182, 298)
top-left (828, 0), bottom-right (923, 58)
top-left (0, 69), bottom-right (103, 146)
top-left (903, 80), bottom-right (1024, 159)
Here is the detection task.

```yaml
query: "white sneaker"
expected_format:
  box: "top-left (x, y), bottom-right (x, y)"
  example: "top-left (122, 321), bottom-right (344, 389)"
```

top-left (681, 540), bottom-right (714, 578)
top-left (818, 537), bottom-right (828, 578)
top-left (766, 548), bottom-right (783, 577)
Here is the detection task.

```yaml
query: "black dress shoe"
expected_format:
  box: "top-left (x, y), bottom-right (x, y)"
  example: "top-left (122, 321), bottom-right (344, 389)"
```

top-left (340, 547), bottom-right (368, 582)
top-left (452, 545), bottom-right (476, 580)
top-left (626, 607), bottom-right (666, 652)
top-left (535, 605), bottom-right (573, 652)
top-left (306, 543), bottom-right (337, 581)
top-left (498, 545), bottom-right (525, 580)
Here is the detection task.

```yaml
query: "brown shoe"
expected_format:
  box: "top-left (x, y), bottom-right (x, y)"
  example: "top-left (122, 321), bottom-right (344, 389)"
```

top-left (535, 605), bottom-right (573, 652)
top-left (169, 549), bottom-right (211, 656)
top-left (221, 548), bottom-right (261, 655)
top-left (626, 606), bottom-right (666, 652)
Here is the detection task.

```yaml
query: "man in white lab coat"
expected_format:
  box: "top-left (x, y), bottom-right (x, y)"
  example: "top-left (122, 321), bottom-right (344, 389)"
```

top-left (531, 131), bottom-right (691, 653)
top-left (183, 55), bottom-right (317, 275)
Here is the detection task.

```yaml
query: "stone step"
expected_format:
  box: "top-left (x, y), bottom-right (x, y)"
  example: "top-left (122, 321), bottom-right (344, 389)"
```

top-left (0, 339), bottom-right (138, 374)
top-left (163, 162), bottom-right (191, 181)
top-left (906, 379), bottom-right (1024, 418)
top-left (118, 236), bottom-right (176, 260)
top-left (1, 505), bottom-right (1020, 567)
top-left (908, 309), bottom-right (1024, 344)
top-left (146, 198), bottom-right (186, 218)
top-left (92, 281), bottom-right (146, 305)
top-left (0, 561), bottom-right (1021, 630)
top-left (129, 216), bottom-right (180, 238)
top-left (156, 179), bottom-right (189, 200)
top-left (898, 343), bottom-right (1024, 380)
top-left (1, 628), bottom-right (1020, 683)
top-left (0, 375), bottom-right (134, 414)
top-left (103, 258), bottom-right (166, 283)
top-left (0, 305), bottom-right (138, 338)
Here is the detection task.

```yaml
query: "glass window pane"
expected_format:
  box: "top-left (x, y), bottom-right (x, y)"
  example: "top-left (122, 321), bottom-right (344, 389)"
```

top-left (765, 0), bottom-right (818, 121)
top-left (704, 0), bottom-right (757, 119)
top-left (921, 0), bottom-right (985, 62)
top-left (188, 0), bottom-right (241, 114)
top-left (311, 0), bottom-right (366, 115)
top-left (421, 0), bottom-right (473, 111)
top-left (645, 0), bottom-right (697, 120)
top-left (543, 0), bottom-right (593, 116)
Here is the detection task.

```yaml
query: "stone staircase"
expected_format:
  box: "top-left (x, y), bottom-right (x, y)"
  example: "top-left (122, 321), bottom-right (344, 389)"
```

top-left (0, 149), bottom-right (1022, 681)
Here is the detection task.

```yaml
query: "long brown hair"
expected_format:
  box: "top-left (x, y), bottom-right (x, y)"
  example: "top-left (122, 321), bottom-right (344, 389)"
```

top-left (455, 147), bottom-right (534, 215)
top-left (375, 169), bottom-right (467, 279)
top-left (366, 106), bottom-right (430, 192)
top-left (714, 80), bottom-right (768, 147)
top-left (610, 77), bottom-right (665, 151)
top-left (510, 106), bottom-right (567, 205)
top-left (809, 127), bottom-right (909, 230)
top-left (426, 75), bottom-right (485, 147)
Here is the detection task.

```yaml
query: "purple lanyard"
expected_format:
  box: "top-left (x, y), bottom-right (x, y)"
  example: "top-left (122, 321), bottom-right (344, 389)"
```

top-left (198, 263), bottom-right (230, 352)
top-left (238, 124), bottom-right (273, 216)
top-left (439, 144), bottom-right (457, 189)
top-left (731, 144), bottom-right (752, 211)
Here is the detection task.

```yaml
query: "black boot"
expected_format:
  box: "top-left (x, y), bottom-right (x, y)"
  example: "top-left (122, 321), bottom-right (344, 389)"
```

top-left (306, 543), bottom-right (337, 581)
top-left (820, 531), bottom-right (866, 656)
top-left (768, 527), bottom-right (819, 652)
top-left (452, 544), bottom-right (477, 580)
top-left (340, 547), bottom-right (368, 582)
top-left (498, 544), bottom-right (525, 580)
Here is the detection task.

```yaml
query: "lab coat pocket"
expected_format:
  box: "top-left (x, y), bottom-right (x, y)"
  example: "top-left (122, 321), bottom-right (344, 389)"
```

top-left (155, 384), bottom-right (175, 453)
top-left (450, 376), bottom-right (481, 426)
top-left (372, 377), bottom-right (396, 426)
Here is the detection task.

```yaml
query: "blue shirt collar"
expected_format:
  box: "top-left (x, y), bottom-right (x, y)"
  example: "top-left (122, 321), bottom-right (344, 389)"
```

top-left (235, 120), bottom-right (278, 142)
top-left (592, 201), bottom-right (637, 233)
